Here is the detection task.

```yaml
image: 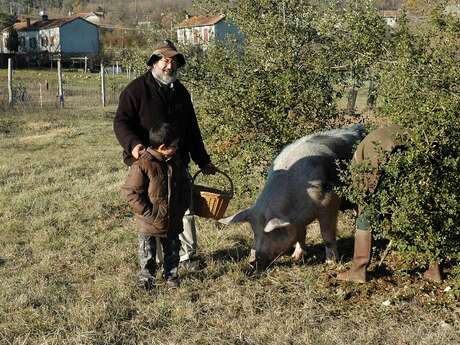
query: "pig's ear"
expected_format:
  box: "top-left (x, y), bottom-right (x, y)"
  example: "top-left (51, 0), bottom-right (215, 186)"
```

top-left (218, 208), bottom-right (252, 224)
top-left (264, 218), bottom-right (291, 233)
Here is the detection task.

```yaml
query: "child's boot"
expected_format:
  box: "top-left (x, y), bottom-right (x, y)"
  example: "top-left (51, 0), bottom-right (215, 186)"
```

top-left (163, 235), bottom-right (181, 288)
top-left (165, 276), bottom-right (181, 288)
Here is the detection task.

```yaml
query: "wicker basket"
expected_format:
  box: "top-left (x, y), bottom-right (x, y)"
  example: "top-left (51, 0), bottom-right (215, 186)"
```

top-left (191, 169), bottom-right (234, 220)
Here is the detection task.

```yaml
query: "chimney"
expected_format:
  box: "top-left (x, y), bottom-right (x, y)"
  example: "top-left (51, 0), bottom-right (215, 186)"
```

top-left (26, 18), bottom-right (31, 27)
top-left (39, 10), bottom-right (48, 21)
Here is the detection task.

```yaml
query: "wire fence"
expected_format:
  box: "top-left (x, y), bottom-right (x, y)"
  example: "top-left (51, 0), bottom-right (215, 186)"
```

top-left (0, 63), bottom-right (376, 114)
top-left (0, 65), bottom-right (140, 112)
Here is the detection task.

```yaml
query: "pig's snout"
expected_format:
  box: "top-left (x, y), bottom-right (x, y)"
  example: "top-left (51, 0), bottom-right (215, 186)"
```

top-left (249, 252), bottom-right (271, 271)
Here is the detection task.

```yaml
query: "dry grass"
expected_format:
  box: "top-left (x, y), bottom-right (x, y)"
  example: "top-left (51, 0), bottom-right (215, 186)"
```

top-left (0, 68), bottom-right (127, 109)
top-left (0, 107), bottom-right (458, 345)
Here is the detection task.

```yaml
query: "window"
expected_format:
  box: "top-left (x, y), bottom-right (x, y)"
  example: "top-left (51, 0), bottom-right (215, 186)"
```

top-left (29, 37), bottom-right (37, 49)
top-left (193, 29), bottom-right (199, 44)
top-left (41, 36), bottom-right (48, 47)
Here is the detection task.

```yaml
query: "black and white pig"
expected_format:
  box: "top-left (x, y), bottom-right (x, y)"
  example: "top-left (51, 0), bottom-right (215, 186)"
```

top-left (219, 124), bottom-right (366, 270)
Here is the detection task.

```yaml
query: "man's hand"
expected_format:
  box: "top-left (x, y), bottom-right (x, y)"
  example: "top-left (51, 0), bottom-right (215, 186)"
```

top-left (201, 163), bottom-right (218, 175)
top-left (132, 144), bottom-right (146, 159)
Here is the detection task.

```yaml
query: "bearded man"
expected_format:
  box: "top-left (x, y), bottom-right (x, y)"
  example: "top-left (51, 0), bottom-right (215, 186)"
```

top-left (114, 39), bottom-right (216, 271)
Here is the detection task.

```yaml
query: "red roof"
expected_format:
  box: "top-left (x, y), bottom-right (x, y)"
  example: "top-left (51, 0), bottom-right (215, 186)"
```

top-left (12, 20), bottom-right (37, 31)
top-left (177, 14), bottom-right (225, 29)
top-left (380, 10), bottom-right (401, 18)
top-left (12, 16), bottom-right (96, 31)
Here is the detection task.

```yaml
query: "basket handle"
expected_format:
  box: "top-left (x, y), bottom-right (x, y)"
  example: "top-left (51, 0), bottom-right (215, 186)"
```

top-left (191, 169), bottom-right (234, 198)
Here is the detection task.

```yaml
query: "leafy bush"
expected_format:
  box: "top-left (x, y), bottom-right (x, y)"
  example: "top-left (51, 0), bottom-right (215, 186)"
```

top-left (340, 9), bottom-right (460, 264)
top-left (179, 0), bottom-right (386, 201)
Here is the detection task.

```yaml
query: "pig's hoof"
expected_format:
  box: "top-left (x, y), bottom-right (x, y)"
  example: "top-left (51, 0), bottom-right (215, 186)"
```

top-left (325, 258), bottom-right (337, 265)
top-left (291, 252), bottom-right (304, 261)
top-left (325, 246), bottom-right (338, 265)
top-left (291, 243), bottom-right (305, 261)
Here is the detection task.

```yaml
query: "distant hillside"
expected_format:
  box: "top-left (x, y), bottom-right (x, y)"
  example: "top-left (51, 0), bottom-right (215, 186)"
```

top-left (1, 0), bottom-right (193, 27)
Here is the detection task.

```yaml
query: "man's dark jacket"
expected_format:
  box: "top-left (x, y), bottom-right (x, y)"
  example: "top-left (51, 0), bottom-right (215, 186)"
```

top-left (114, 71), bottom-right (210, 167)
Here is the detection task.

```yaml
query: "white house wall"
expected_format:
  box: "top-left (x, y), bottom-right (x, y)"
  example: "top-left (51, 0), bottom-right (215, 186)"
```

top-left (177, 25), bottom-right (215, 45)
top-left (384, 17), bottom-right (397, 27)
top-left (1, 30), bottom-right (38, 53)
top-left (177, 27), bottom-right (193, 44)
top-left (39, 27), bottom-right (60, 53)
top-left (177, 21), bottom-right (242, 46)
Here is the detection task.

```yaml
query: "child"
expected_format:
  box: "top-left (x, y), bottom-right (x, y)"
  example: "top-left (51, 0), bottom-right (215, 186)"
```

top-left (122, 123), bottom-right (190, 290)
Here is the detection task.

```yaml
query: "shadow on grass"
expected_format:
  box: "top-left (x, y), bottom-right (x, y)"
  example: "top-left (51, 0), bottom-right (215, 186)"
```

top-left (379, 258), bottom-right (458, 282)
top-left (199, 235), bottom-right (398, 279)
top-left (0, 257), bottom-right (6, 267)
top-left (207, 236), bottom-right (382, 267)
top-left (209, 235), bottom-right (252, 263)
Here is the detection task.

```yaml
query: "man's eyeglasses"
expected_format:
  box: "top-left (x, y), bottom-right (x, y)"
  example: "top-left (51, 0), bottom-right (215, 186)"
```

top-left (158, 58), bottom-right (177, 67)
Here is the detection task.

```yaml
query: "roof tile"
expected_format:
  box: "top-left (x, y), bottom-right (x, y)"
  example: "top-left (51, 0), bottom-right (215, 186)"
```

top-left (177, 14), bottom-right (225, 29)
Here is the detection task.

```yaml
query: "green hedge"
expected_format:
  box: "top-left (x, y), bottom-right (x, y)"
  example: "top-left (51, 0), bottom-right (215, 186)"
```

top-left (341, 9), bottom-right (460, 267)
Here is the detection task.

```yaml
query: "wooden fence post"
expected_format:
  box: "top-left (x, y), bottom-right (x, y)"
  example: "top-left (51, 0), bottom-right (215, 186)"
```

top-left (347, 83), bottom-right (357, 115)
top-left (57, 59), bottom-right (64, 108)
top-left (100, 63), bottom-right (106, 107)
top-left (39, 82), bottom-right (43, 108)
top-left (8, 58), bottom-right (13, 105)
top-left (367, 79), bottom-right (376, 110)
top-left (84, 56), bottom-right (88, 74)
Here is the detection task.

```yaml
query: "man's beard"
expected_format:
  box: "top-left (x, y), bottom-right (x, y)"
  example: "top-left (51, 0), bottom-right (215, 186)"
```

top-left (152, 68), bottom-right (177, 85)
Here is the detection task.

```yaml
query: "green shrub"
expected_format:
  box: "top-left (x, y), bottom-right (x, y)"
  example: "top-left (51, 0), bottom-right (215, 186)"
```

top-left (179, 0), bottom-right (386, 201)
top-left (341, 9), bottom-right (460, 264)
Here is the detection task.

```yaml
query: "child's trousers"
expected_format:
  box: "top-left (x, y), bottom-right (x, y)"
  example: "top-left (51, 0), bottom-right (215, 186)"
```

top-left (138, 233), bottom-right (180, 283)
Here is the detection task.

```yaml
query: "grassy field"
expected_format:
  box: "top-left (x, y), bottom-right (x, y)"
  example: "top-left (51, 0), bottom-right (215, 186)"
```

top-left (0, 105), bottom-right (458, 345)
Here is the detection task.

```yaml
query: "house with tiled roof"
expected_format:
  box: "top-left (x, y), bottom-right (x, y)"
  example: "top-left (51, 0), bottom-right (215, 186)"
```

top-left (380, 10), bottom-right (401, 27)
top-left (1, 13), bottom-right (100, 55)
top-left (176, 14), bottom-right (242, 46)
top-left (75, 11), bottom-right (105, 25)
